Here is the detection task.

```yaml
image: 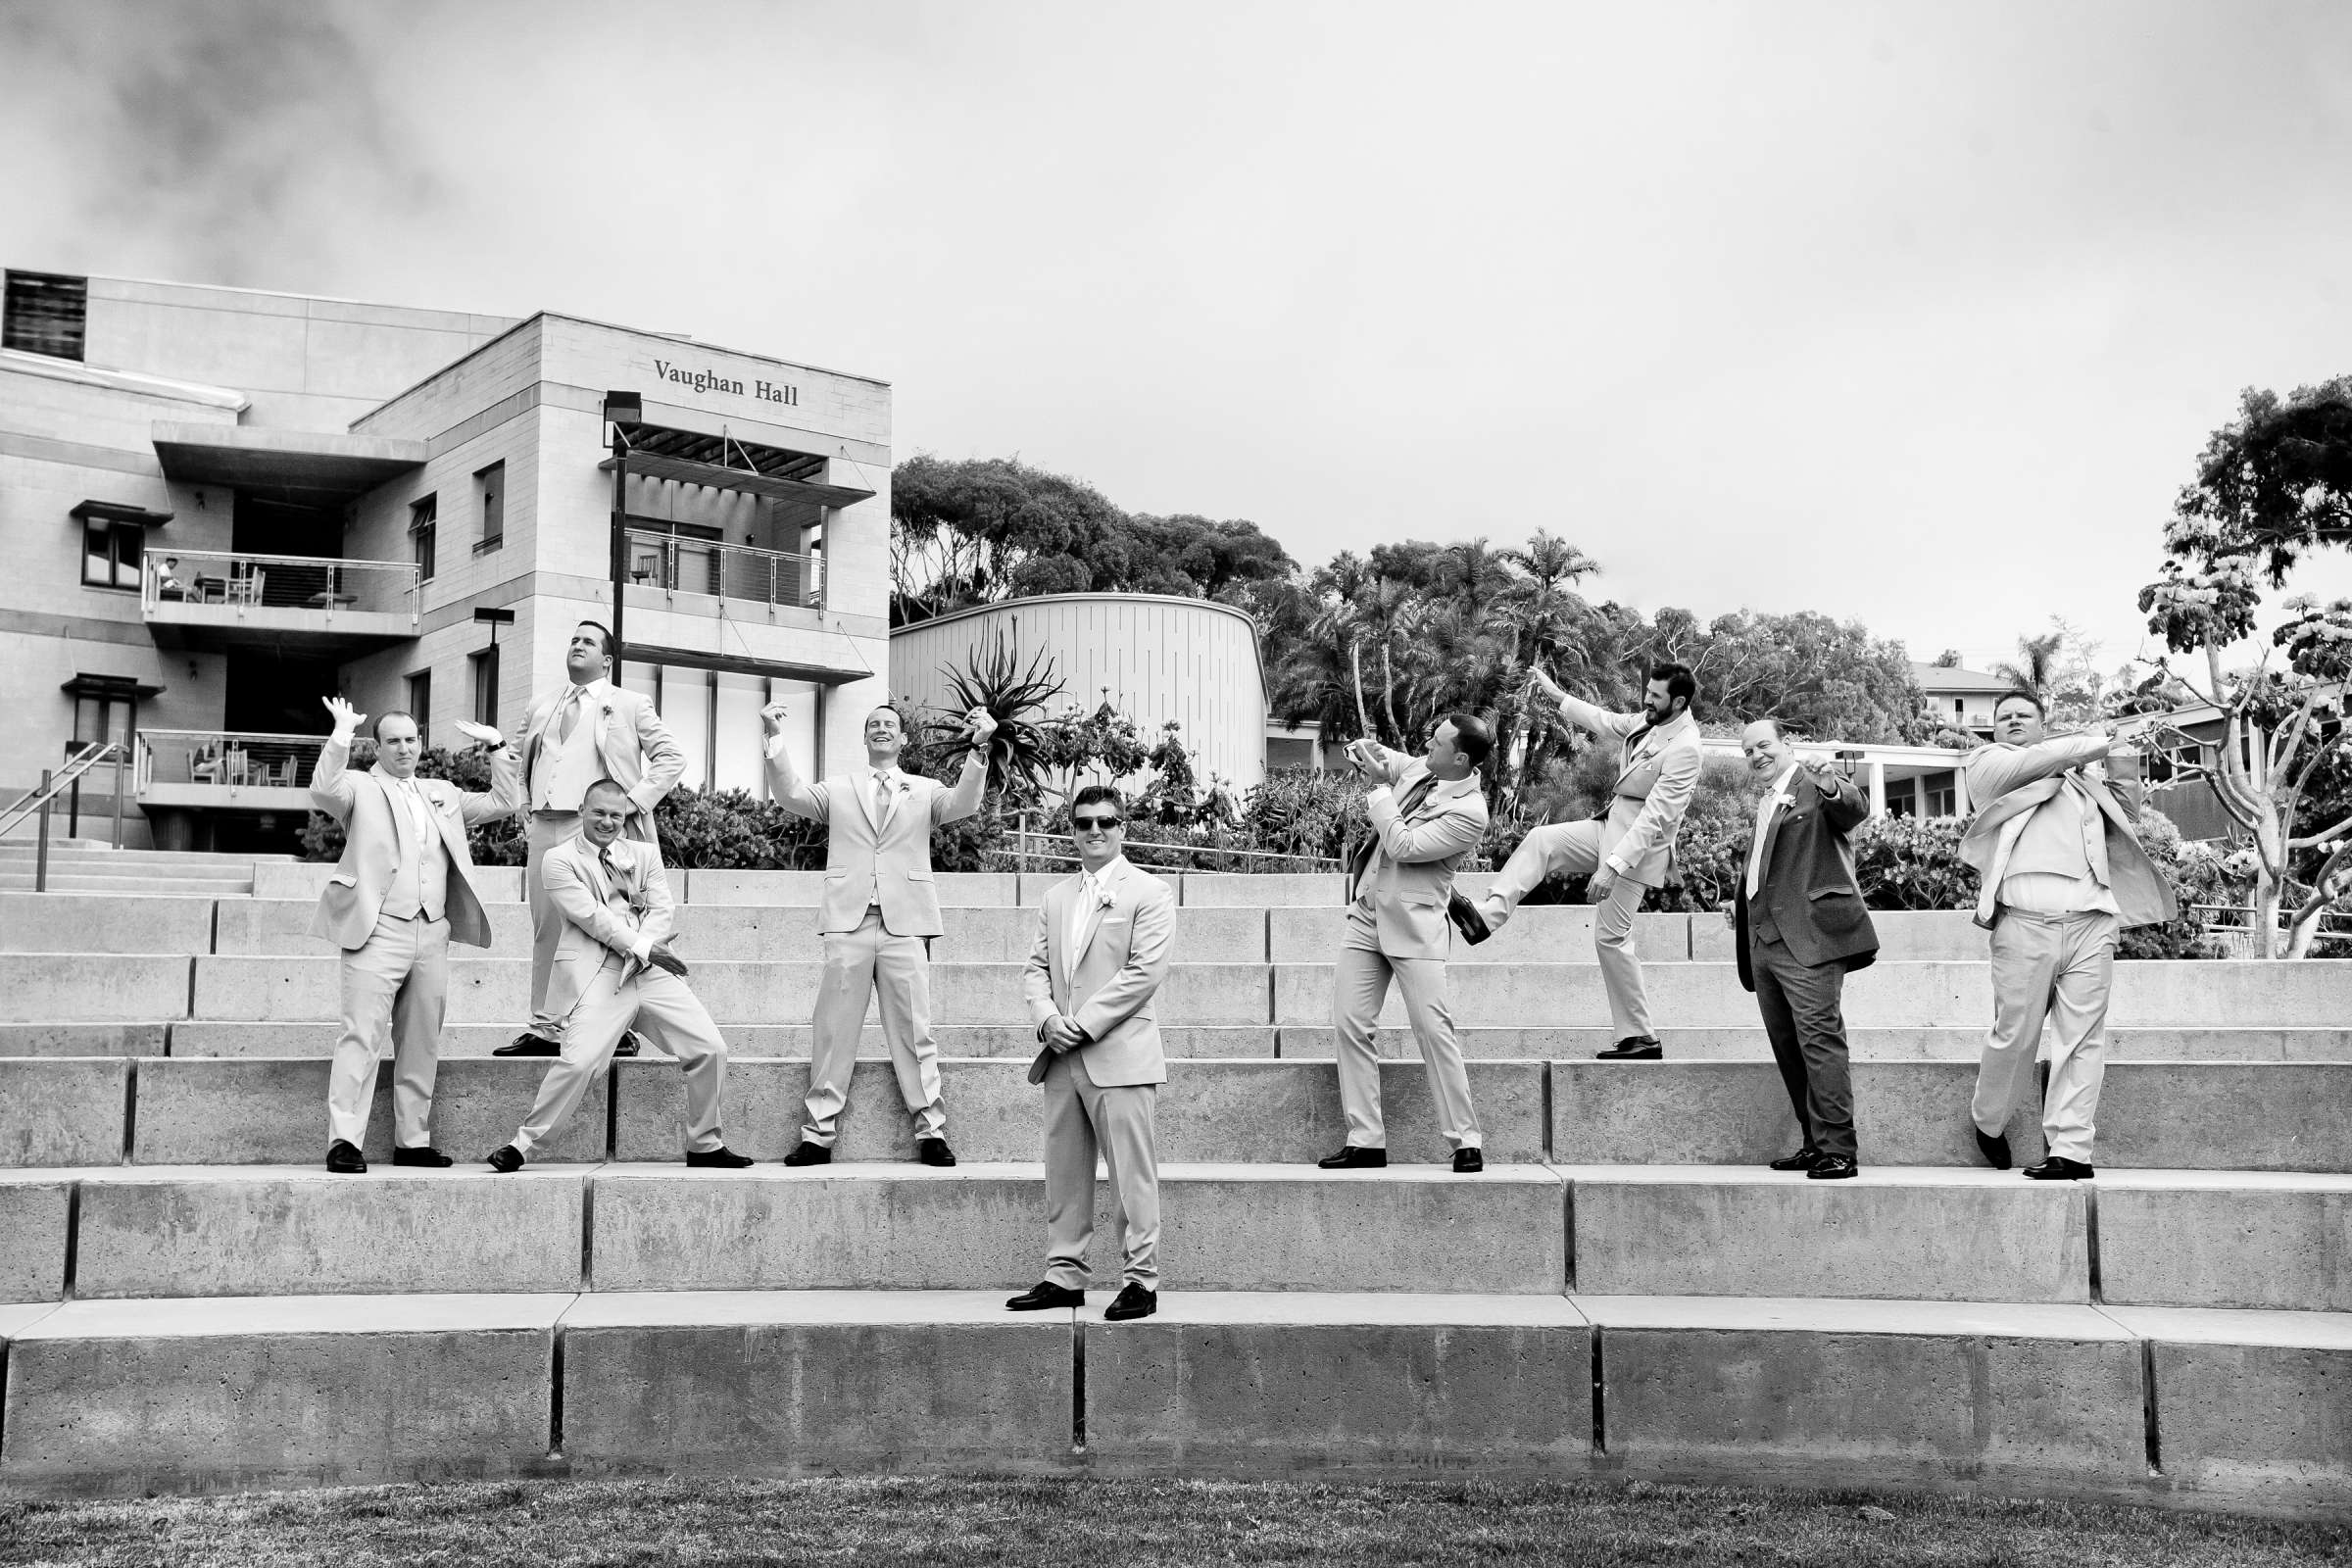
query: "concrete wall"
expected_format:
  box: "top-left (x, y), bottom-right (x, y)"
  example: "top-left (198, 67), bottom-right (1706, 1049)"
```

top-left (892, 593), bottom-right (1270, 796)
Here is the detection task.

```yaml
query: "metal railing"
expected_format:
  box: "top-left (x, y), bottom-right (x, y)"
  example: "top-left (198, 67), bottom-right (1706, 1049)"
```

top-left (998, 824), bottom-right (1344, 874)
top-left (0, 741), bottom-right (129, 857)
top-left (136, 730), bottom-right (330, 794)
top-left (142, 549), bottom-right (421, 623)
top-left (624, 528), bottom-right (822, 609)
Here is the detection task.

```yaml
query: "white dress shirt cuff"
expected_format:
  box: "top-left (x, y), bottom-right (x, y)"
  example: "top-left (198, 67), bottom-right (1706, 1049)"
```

top-left (1604, 855), bottom-right (1631, 878)
top-left (629, 935), bottom-right (654, 962)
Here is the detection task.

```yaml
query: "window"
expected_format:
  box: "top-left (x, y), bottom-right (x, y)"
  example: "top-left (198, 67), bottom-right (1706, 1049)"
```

top-left (469, 645), bottom-right (500, 727)
top-left (410, 495), bottom-right (438, 581)
top-left (406, 671), bottom-right (432, 748)
top-left (3, 270), bottom-right (87, 361)
top-left (473, 463), bottom-right (504, 555)
top-left (1924, 771), bottom-right (1958, 817)
top-left (81, 517), bottom-right (144, 590)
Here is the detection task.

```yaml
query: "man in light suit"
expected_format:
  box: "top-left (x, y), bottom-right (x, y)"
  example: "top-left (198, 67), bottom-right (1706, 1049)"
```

top-left (310, 696), bottom-right (522, 1174)
top-left (761, 698), bottom-right (998, 1166)
top-left (1319, 713), bottom-right (1494, 1174)
top-left (498, 619), bottom-right (685, 1059)
top-left (1005, 785), bottom-right (1175, 1322)
top-left (1961, 691), bottom-right (2176, 1181)
top-left (488, 780), bottom-right (753, 1171)
top-left (1454, 661), bottom-right (1704, 1060)
top-left (1734, 719), bottom-right (1879, 1181)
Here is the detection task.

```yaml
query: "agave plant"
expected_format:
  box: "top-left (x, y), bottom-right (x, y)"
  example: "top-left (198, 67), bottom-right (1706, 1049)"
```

top-left (929, 629), bottom-right (1066, 799)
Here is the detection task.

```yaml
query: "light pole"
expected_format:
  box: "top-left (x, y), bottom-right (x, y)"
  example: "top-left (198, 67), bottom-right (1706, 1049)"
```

top-left (602, 391), bottom-right (643, 686)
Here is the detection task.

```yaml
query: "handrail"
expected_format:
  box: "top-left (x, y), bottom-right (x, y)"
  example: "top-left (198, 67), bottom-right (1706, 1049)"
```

top-left (0, 741), bottom-right (120, 839)
top-left (143, 549), bottom-right (420, 624)
top-left (136, 729), bottom-right (330, 794)
top-left (623, 527), bottom-right (823, 609)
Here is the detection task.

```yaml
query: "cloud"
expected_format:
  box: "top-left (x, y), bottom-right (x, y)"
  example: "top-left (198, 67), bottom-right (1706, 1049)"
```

top-left (0, 0), bottom-right (440, 286)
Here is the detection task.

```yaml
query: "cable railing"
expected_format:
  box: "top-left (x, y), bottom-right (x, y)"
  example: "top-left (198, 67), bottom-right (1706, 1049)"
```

top-left (142, 550), bottom-right (420, 623)
top-left (136, 730), bottom-right (330, 793)
top-left (997, 824), bottom-right (1344, 875)
top-left (624, 528), bottom-right (822, 610)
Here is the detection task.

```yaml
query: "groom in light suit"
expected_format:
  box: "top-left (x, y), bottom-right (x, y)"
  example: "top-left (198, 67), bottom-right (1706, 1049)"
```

top-left (1319, 713), bottom-right (1494, 1174)
top-left (1455, 661), bottom-right (1704, 1060)
top-left (310, 696), bottom-right (522, 1173)
top-left (762, 698), bottom-right (998, 1166)
top-left (1005, 785), bottom-right (1175, 1322)
top-left (487, 780), bottom-right (753, 1171)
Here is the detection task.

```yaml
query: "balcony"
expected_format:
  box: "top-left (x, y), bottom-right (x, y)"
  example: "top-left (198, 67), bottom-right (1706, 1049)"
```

top-left (624, 528), bottom-right (823, 610)
top-left (135, 730), bottom-right (325, 813)
top-left (142, 550), bottom-right (420, 656)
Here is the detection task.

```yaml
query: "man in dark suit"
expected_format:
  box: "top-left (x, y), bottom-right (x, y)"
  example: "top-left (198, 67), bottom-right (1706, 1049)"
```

top-left (1734, 719), bottom-right (1879, 1180)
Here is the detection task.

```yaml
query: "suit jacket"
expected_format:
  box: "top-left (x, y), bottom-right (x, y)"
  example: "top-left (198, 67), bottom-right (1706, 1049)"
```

top-left (517, 679), bottom-right (684, 839)
top-left (1555, 696), bottom-right (1703, 887)
top-left (308, 739), bottom-right (523, 952)
top-left (1019, 858), bottom-right (1177, 1087)
top-left (1961, 736), bottom-right (2177, 929)
top-left (540, 834), bottom-right (678, 1008)
top-left (764, 745), bottom-right (988, 936)
top-left (1735, 767), bottom-right (1880, 990)
top-left (1348, 747), bottom-right (1490, 961)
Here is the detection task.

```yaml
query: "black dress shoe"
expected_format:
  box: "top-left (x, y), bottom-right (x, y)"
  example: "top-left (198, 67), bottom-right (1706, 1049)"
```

top-left (1974, 1126), bottom-right (2014, 1170)
top-left (1595, 1036), bottom-right (1664, 1060)
top-left (325, 1139), bottom-right (368, 1174)
top-left (1453, 1148), bottom-right (1485, 1173)
top-left (2024, 1155), bottom-right (2094, 1181)
top-left (1005, 1281), bottom-right (1085, 1311)
top-left (1317, 1146), bottom-right (1388, 1169)
top-left (1446, 893), bottom-right (1494, 947)
top-left (916, 1137), bottom-right (957, 1168)
top-left (1807, 1153), bottom-right (1860, 1180)
top-left (1769, 1147), bottom-right (1823, 1172)
top-left (493, 1034), bottom-right (561, 1057)
top-left (779, 1142), bottom-right (832, 1167)
top-left (613, 1030), bottom-right (641, 1059)
top-left (391, 1146), bottom-right (453, 1168)
top-left (686, 1146), bottom-right (755, 1168)
top-left (1103, 1282), bottom-right (1158, 1321)
top-left (486, 1145), bottom-right (524, 1173)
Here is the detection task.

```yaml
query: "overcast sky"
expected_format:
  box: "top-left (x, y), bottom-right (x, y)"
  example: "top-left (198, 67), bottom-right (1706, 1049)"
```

top-left (5, 0), bottom-right (2350, 675)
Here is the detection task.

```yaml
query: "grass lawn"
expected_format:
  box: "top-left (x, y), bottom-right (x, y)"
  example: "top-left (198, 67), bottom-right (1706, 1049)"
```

top-left (3, 1476), bottom-right (2348, 1568)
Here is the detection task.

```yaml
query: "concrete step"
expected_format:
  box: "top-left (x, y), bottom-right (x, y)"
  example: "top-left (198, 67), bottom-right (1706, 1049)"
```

top-left (3, 1293), bottom-right (2342, 1510)
top-left (0, 893), bottom-right (216, 956)
top-left (1548, 1060), bottom-right (2352, 1174)
top-left (0, 1023), bottom-right (171, 1058)
top-left (0, 874), bottom-right (247, 896)
top-left (11, 1055), bottom-right (2348, 1174)
top-left (1275, 959), bottom-right (2352, 1029)
top-left (0, 955), bottom-right (193, 1023)
top-left (0, 846), bottom-right (286, 868)
top-left (166, 1022), bottom-right (1281, 1059)
top-left (1287, 1024), bottom-right (2352, 1062)
top-left (26, 1164), bottom-right (1565, 1301)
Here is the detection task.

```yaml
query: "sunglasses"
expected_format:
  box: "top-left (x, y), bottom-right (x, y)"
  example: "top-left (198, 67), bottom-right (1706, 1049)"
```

top-left (1070, 814), bottom-right (1124, 830)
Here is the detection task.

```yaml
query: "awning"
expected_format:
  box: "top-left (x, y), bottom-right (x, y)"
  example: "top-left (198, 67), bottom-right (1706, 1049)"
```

top-left (596, 422), bottom-right (874, 509)
top-left (62, 672), bottom-right (165, 702)
top-left (601, 449), bottom-right (876, 509)
top-left (622, 639), bottom-right (871, 687)
top-left (152, 422), bottom-right (426, 503)
top-left (71, 499), bottom-right (173, 527)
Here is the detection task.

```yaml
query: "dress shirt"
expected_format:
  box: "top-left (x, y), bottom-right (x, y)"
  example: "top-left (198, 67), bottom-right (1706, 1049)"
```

top-left (380, 773), bottom-right (449, 921)
top-left (533, 679), bottom-right (612, 812)
top-left (1997, 776), bottom-right (2119, 916)
top-left (1745, 763), bottom-right (1801, 899)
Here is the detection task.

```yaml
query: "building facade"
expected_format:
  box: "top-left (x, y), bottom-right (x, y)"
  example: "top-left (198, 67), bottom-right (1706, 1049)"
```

top-left (889, 593), bottom-right (1271, 795)
top-left (1, 268), bottom-right (892, 849)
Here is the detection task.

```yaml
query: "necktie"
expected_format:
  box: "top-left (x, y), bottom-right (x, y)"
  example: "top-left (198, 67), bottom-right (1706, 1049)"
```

top-left (558, 688), bottom-right (583, 744)
top-left (873, 770), bottom-right (894, 829)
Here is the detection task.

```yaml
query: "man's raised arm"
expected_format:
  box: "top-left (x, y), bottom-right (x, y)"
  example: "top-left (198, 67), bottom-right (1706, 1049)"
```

top-left (1967, 731), bottom-right (2114, 806)
top-left (309, 696), bottom-right (366, 823)
top-left (759, 702), bottom-right (830, 822)
top-left (935, 708), bottom-right (1000, 824)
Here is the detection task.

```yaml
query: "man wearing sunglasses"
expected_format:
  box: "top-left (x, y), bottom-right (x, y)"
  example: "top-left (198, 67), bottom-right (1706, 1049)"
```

top-left (1007, 786), bottom-right (1175, 1322)
top-left (1321, 714), bottom-right (1494, 1174)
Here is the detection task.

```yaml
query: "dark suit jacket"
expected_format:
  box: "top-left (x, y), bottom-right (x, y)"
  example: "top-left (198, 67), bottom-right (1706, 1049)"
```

top-left (1735, 768), bottom-right (1880, 991)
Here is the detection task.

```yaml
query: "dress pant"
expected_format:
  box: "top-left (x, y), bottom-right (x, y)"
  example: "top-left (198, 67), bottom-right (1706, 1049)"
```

top-left (803, 907), bottom-right (949, 1146)
top-left (524, 809), bottom-right (581, 1040)
top-left (1479, 819), bottom-right (1653, 1041)
top-left (1749, 930), bottom-right (1856, 1160)
top-left (1332, 902), bottom-right (1483, 1151)
top-left (327, 909), bottom-right (449, 1150)
top-left (1042, 1049), bottom-right (1160, 1291)
top-left (512, 956), bottom-right (728, 1157)
top-left (1974, 908), bottom-right (2117, 1164)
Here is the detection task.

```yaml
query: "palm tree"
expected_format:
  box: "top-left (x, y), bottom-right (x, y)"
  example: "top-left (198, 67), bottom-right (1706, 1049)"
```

top-left (1993, 630), bottom-right (2067, 699)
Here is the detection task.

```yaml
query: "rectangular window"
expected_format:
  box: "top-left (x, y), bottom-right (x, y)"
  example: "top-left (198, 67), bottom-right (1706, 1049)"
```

top-left (406, 670), bottom-right (432, 748)
top-left (410, 494), bottom-right (438, 582)
top-left (3, 270), bottom-right (87, 361)
top-left (81, 518), bottom-right (143, 590)
top-left (473, 463), bottom-right (504, 555)
top-left (1924, 771), bottom-right (1958, 816)
top-left (469, 645), bottom-right (500, 727)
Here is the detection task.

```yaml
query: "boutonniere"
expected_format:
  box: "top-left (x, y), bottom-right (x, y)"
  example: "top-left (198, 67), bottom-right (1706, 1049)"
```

top-left (1094, 883), bottom-right (1118, 912)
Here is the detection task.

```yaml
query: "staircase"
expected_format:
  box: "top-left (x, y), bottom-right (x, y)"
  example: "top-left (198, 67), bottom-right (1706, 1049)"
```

top-left (0, 843), bottom-right (286, 896)
top-left (0, 870), bottom-right (2345, 1512)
